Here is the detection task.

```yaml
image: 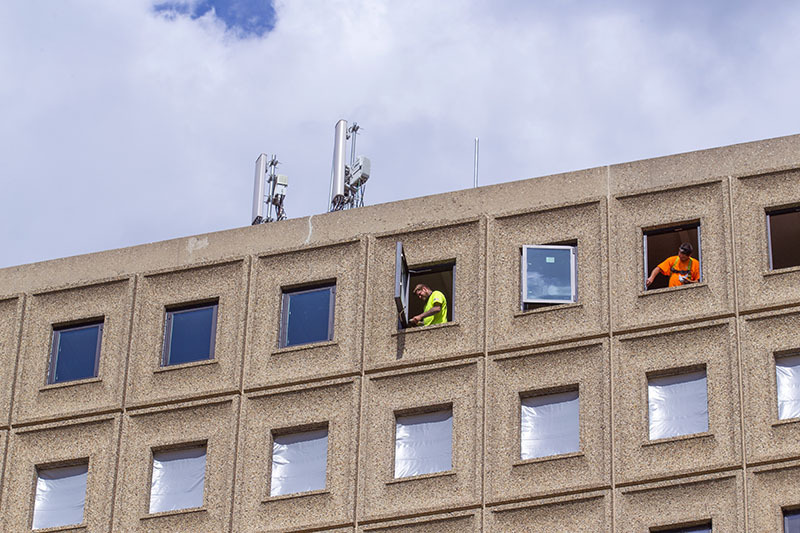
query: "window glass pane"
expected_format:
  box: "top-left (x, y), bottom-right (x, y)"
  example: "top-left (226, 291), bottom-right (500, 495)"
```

top-left (777, 355), bottom-right (800, 420)
top-left (51, 323), bottom-right (101, 383)
top-left (284, 287), bottom-right (333, 347)
top-left (769, 209), bottom-right (800, 270)
top-left (149, 447), bottom-right (206, 514)
top-left (165, 305), bottom-right (216, 365)
top-left (270, 428), bottom-right (328, 497)
top-left (394, 409), bottom-right (452, 478)
top-left (657, 526), bottom-right (711, 533)
top-left (785, 508), bottom-right (800, 533)
top-left (524, 247), bottom-right (574, 303)
top-left (32, 464), bottom-right (88, 530)
top-left (521, 390), bottom-right (579, 459)
top-left (648, 370), bottom-right (708, 440)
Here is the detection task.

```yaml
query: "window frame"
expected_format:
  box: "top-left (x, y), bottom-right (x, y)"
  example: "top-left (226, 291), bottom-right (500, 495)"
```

top-left (647, 367), bottom-right (709, 441)
top-left (268, 423), bottom-right (330, 497)
top-left (643, 221), bottom-right (702, 290)
top-left (161, 301), bottom-right (219, 366)
top-left (519, 386), bottom-right (580, 460)
top-left (32, 461), bottom-right (89, 530)
top-left (393, 405), bottom-right (454, 479)
top-left (767, 205), bottom-right (800, 271)
top-left (148, 443), bottom-right (208, 514)
top-left (279, 283), bottom-right (336, 348)
top-left (520, 244), bottom-right (578, 305)
top-left (48, 320), bottom-right (104, 385)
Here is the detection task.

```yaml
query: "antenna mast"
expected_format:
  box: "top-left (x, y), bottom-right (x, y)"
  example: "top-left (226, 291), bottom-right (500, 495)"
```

top-left (328, 119), bottom-right (371, 212)
top-left (251, 154), bottom-right (288, 225)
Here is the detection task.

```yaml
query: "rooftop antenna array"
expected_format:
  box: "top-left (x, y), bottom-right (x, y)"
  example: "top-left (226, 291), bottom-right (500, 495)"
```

top-left (251, 154), bottom-right (288, 225)
top-left (329, 119), bottom-right (371, 212)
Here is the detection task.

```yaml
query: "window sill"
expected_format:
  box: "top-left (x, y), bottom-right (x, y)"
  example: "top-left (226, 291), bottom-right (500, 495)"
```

top-left (29, 523), bottom-right (86, 532)
top-left (141, 506), bottom-right (207, 521)
top-left (262, 488), bottom-right (330, 503)
top-left (386, 469), bottom-right (456, 485)
top-left (764, 265), bottom-right (800, 277)
top-left (772, 417), bottom-right (800, 428)
top-left (154, 358), bottom-right (217, 374)
top-left (642, 431), bottom-right (713, 447)
top-left (513, 450), bottom-right (584, 466)
top-left (393, 321), bottom-right (459, 337)
top-left (639, 282), bottom-right (707, 298)
top-left (39, 376), bottom-right (102, 392)
top-left (272, 339), bottom-right (338, 355)
top-left (514, 302), bottom-right (582, 317)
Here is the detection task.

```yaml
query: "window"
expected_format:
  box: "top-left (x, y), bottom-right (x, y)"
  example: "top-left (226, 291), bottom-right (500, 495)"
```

top-left (394, 242), bottom-right (454, 328)
top-left (648, 369), bottom-right (708, 440)
top-left (768, 206), bottom-right (800, 270)
top-left (394, 408), bottom-right (452, 478)
top-left (653, 524), bottom-right (711, 533)
top-left (48, 321), bottom-right (103, 384)
top-left (149, 445), bottom-right (207, 514)
top-left (644, 222), bottom-right (701, 290)
top-left (32, 463), bottom-right (88, 530)
top-left (520, 389), bottom-right (579, 460)
top-left (162, 302), bottom-right (218, 366)
top-left (785, 508), bottom-right (800, 533)
top-left (776, 354), bottom-right (800, 420)
top-left (280, 284), bottom-right (335, 348)
top-left (521, 244), bottom-right (577, 307)
top-left (269, 427), bottom-right (328, 497)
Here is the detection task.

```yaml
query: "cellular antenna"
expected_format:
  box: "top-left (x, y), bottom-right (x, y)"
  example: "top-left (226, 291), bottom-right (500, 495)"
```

top-left (251, 153), bottom-right (288, 225)
top-left (328, 119), bottom-right (371, 212)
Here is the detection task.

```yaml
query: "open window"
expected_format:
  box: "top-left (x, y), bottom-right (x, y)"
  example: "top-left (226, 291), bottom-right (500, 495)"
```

top-left (521, 244), bottom-right (577, 308)
top-left (644, 222), bottom-right (701, 290)
top-left (767, 206), bottom-right (800, 270)
top-left (394, 242), bottom-right (454, 329)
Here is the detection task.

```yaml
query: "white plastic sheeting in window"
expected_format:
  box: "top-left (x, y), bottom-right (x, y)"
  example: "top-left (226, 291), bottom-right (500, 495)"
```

top-left (520, 390), bottom-right (580, 460)
top-left (270, 428), bottom-right (328, 497)
top-left (776, 354), bottom-right (800, 420)
top-left (648, 370), bottom-right (708, 440)
top-left (394, 409), bottom-right (452, 478)
top-left (149, 446), bottom-right (206, 514)
top-left (32, 464), bottom-right (88, 530)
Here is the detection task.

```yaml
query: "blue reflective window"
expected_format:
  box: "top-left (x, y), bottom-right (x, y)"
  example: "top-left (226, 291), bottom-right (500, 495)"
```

top-left (522, 245), bottom-right (577, 305)
top-left (281, 284), bottom-right (335, 348)
top-left (656, 525), bottom-right (711, 533)
top-left (786, 509), bottom-right (800, 533)
top-left (163, 303), bottom-right (218, 366)
top-left (49, 322), bottom-right (103, 384)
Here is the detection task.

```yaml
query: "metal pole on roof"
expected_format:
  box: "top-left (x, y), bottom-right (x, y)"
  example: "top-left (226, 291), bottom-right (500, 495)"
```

top-left (473, 137), bottom-right (479, 188)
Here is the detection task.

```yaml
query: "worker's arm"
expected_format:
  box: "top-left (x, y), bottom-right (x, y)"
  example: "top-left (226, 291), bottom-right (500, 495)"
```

top-left (645, 266), bottom-right (662, 287)
top-left (409, 305), bottom-right (442, 326)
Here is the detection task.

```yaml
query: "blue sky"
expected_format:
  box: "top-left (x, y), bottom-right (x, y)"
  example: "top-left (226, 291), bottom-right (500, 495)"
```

top-left (1, 1), bottom-right (800, 268)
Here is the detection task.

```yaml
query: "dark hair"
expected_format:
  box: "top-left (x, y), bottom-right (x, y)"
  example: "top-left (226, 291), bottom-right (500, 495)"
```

top-left (679, 242), bottom-right (693, 255)
top-left (413, 283), bottom-right (430, 292)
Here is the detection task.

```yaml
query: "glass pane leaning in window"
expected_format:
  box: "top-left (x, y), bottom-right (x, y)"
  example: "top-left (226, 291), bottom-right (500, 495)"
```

top-left (281, 285), bottom-right (335, 348)
top-left (394, 409), bottom-right (453, 478)
top-left (149, 446), bottom-right (207, 514)
top-left (648, 370), bottom-right (708, 440)
top-left (521, 390), bottom-right (580, 460)
top-left (49, 322), bottom-right (103, 384)
top-left (163, 303), bottom-right (217, 366)
top-left (521, 245), bottom-right (577, 305)
top-left (270, 428), bottom-right (328, 497)
top-left (32, 464), bottom-right (88, 530)
top-left (776, 354), bottom-right (800, 420)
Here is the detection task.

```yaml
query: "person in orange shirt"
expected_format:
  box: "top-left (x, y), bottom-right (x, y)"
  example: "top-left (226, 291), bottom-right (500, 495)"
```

top-left (646, 242), bottom-right (700, 288)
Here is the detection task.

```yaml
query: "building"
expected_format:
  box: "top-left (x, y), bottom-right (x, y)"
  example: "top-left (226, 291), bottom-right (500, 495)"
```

top-left (1, 134), bottom-right (800, 532)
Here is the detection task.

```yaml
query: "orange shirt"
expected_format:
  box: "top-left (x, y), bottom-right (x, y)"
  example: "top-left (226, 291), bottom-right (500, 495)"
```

top-left (657, 256), bottom-right (700, 287)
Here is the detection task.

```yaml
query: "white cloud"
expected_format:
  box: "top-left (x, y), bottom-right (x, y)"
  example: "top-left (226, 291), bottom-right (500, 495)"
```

top-left (1, 0), bottom-right (800, 267)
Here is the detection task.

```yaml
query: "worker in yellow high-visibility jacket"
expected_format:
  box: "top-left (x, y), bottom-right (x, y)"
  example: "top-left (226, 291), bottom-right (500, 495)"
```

top-left (409, 283), bottom-right (448, 326)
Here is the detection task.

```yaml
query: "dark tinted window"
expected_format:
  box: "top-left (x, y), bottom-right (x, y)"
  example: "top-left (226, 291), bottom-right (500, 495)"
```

top-left (281, 285), bottom-right (335, 347)
top-left (49, 322), bottom-right (103, 384)
top-left (786, 509), bottom-right (800, 533)
top-left (163, 303), bottom-right (218, 366)
top-left (768, 207), bottom-right (800, 270)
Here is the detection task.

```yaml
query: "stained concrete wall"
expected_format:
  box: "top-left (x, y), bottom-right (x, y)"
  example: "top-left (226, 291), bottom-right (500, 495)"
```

top-left (0, 134), bottom-right (799, 531)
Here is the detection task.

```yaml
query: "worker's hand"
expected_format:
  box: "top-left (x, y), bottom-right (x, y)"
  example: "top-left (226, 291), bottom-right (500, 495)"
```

top-left (410, 314), bottom-right (422, 325)
top-left (646, 276), bottom-right (655, 287)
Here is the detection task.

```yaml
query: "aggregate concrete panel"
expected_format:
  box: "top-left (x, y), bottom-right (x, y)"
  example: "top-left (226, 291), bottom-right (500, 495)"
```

top-left (358, 510), bottom-right (480, 533)
top-left (486, 490), bottom-right (611, 532)
top-left (1, 415), bottom-right (120, 533)
top-left (13, 279), bottom-right (133, 425)
top-left (609, 180), bottom-right (734, 332)
top-left (615, 472), bottom-right (743, 533)
top-left (126, 259), bottom-right (247, 407)
top-left (748, 460), bottom-right (800, 532)
top-left (486, 340), bottom-right (610, 503)
top-left (246, 240), bottom-right (364, 389)
top-left (112, 397), bottom-right (238, 533)
top-left (234, 378), bottom-right (359, 533)
top-left (358, 360), bottom-right (482, 521)
top-left (0, 297), bottom-right (22, 428)
top-left (613, 320), bottom-right (741, 484)
top-left (739, 307), bottom-right (800, 464)
top-left (364, 221), bottom-right (484, 371)
top-left (487, 201), bottom-right (609, 352)
top-left (732, 168), bottom-right (800, 311)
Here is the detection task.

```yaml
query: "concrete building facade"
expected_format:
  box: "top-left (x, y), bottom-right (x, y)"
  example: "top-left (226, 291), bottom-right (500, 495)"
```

top-left (1, 134), bottom-right (800, 532)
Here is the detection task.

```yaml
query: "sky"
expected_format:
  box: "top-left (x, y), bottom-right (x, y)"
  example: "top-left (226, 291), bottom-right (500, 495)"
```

top-left (2, 0), bottom-right (800, 269)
